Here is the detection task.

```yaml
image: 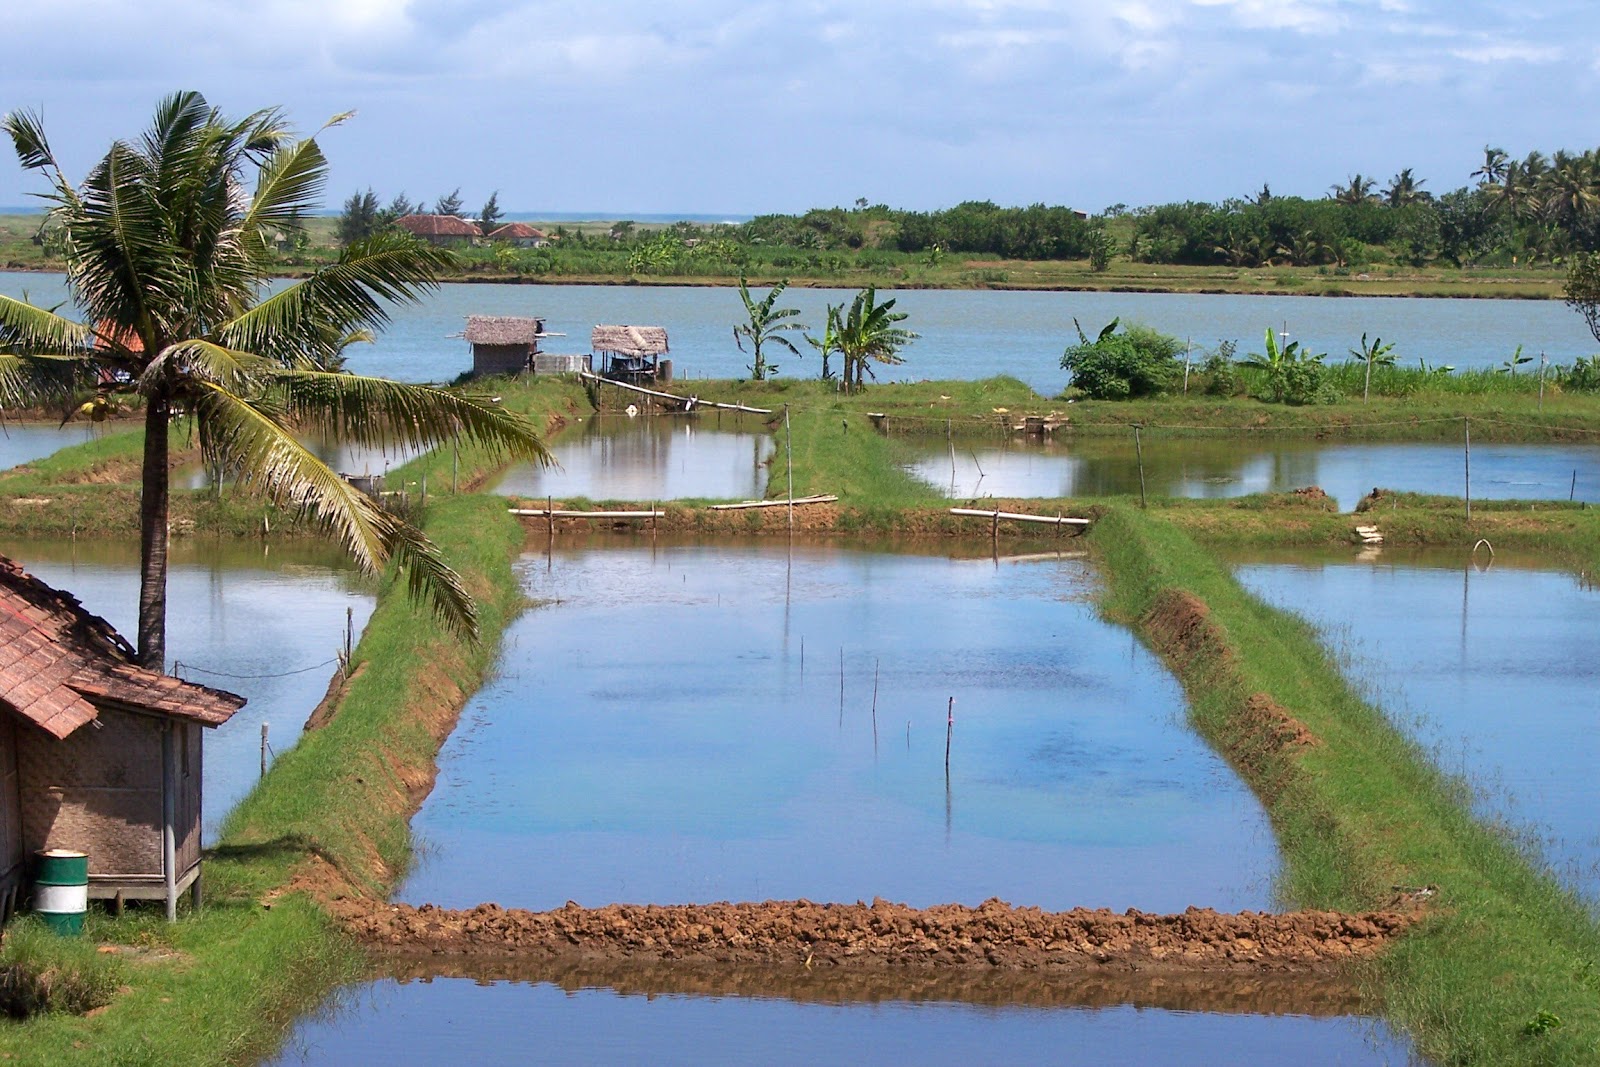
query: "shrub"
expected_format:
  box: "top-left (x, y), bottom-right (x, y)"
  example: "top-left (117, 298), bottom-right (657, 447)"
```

top-left (1061, 319), bottom-right (1184, 399)
top-left (0, 918), bottom-right (124, 1018)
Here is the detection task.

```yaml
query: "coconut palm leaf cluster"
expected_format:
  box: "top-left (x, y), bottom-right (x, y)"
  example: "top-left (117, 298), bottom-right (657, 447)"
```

top-left (0, 92), bottom-right (550, 666)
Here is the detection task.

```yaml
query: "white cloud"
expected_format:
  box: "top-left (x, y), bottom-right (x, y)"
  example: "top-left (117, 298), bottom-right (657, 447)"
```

top-left (1450, 42), bottom-right (1562, 64)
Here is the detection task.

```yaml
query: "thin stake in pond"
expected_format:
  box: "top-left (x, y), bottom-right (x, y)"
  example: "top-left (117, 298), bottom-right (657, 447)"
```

top-left (1464, 417), bottom-right (1472, 522)
top-left (1133, 425), bottom-right (1147, 509)
top-left (839, 647), bottom-right (845, 727)
top-left (1572, 469), bottom-right (1578, 502)
top-left (944, 697), bottom-right (954, 776)
top-left (871, 658), bottom-right (880, 757)
top-left (800, 635), bottom-right (805, 684)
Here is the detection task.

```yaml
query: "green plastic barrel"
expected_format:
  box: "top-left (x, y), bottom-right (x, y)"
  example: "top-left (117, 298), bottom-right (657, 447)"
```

top-left (34, 849), bottom-right (89, 936)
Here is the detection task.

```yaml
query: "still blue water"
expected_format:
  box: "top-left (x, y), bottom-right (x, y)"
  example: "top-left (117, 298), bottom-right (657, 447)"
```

top-left (1232, 549), bottom-right (1600, 903)
top-left (906, 438), bottom-right (1600, 510)
top-left (3, 271), bottom-right (1591, 391)
top-left (491, 413), bottom-right (771, 501)
top-left (270, 977), bottom-right (1413, 1067)
top-left (401, 543), bottom-right (1276, 913)
top-left (0, 539), bottom-right (375, 832)
top-left (0, 422), bottom-right (129, 471)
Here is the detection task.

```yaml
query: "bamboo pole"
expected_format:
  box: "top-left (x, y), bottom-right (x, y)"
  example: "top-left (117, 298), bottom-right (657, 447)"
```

top-left (785, 405), bottom-right (794, 534)
top-left (708, 495), bottom-right (837, 511)
top-left (944, 697), bottom-right (954, 776)
top-left (1464, 418), bottom-right (1472, 522)
top-left (510, 508), bottom-right (667, 520)
top-left (577, 371), bottom-right (772, 413)
top-left (949, 508), bottom-right (1090, 526)
top-left (1134, 424), bottom-right (1147, 509)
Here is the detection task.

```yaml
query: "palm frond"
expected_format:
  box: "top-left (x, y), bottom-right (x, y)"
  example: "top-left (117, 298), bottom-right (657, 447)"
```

top-left (241, 136), bottom-right (327, 254)
top-left (269, 371), bottom-right (551, 464)
top-left (192, 382), bottom-right (479, 639)
top-left (0, 295), bottom-right (91, 353)
top-left (4, 108), bottom-right (62, 173)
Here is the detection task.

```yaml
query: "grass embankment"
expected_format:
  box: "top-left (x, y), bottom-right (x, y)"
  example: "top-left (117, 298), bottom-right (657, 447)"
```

top-left (0, 493), bottom-right (530, 1065)
top-left (1089, 506), bottom-right (1600, 1065)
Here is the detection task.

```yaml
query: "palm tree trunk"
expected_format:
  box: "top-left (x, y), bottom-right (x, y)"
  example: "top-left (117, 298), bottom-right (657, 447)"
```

top-left (137, 393), bottom-right (171, 670)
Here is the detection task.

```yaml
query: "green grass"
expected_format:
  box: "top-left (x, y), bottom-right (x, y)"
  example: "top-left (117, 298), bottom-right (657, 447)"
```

top-left (1089, 506), bottom-right (1600, 1065)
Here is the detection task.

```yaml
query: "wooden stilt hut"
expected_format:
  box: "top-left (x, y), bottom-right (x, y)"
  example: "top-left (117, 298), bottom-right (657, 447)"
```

top-left (0, 557), bottom-right (244, 921)
top-left (593, 325), bottom-right (670, 384)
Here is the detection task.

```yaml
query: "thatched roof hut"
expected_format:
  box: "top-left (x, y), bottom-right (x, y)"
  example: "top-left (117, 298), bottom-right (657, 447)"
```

top-left (592, 325), bottom-right (671, 385)
top-left (464, 316), bottom-right (546, 377)
top-left (394, 214), bottom-right (482, 246)
top-left (0, 557), bottom-right (244, 920)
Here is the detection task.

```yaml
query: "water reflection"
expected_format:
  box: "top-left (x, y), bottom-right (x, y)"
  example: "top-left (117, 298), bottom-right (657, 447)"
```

top-left (1231, 547), bottom-right (1600, 902)
top-left (270, 974), bottom-right (1414, 1067)
top-left (491, 414), bottom-right (772, 501)
top-left (906, 437), bottom-right (1600, 511)
top-left (0, 539), bottom-right (376, 831)
top-left (402, 541), bottom-right (1276, 913)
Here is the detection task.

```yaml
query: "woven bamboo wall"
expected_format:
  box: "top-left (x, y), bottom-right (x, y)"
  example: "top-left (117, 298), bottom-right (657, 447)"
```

top-left (472, 343), bottom-right (533, 376)
top-left (15, 710), bottom-right (186, 878)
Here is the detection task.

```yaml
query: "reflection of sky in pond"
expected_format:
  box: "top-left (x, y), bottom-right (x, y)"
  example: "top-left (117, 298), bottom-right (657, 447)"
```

top-left (907, 438), bottom-right (1600, 511)
top-left (402, 543), bottom-right (1277, 913)
top-left (0, 422), bottom-right (130, 471)
top-left (0, 539), bottom-right (375, 833)
top-left (1233, 548), bottom-right (1600, 902)
top-left (268, 978), bottom-right (1413, 1067)
top-left (491, 415), bottom-right (771, 501)
top-left (175, 436), bottom-right (429, 490)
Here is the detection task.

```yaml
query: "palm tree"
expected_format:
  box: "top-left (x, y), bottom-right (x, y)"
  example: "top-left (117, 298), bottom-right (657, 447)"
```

top-left (1471, 146), bottom-right (1509, 188)
top-left (732, 276), bottom-right (806, 381)
top-left (834, 288), bottom-right (917, 393)
top-left (1383, 168), bottom-right (1429, 208)
top-left (0, 92), bottom-right (550, 668)
top-left (1329, 174), bottom-right (1380, 206)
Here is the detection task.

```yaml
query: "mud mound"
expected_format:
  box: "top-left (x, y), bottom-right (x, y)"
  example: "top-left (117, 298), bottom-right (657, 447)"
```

top-left (1239, 692), bottom-right (1319, 751)
top-left (1142, 589), bottom-right (1229, 673)
top-left (334, 898), bottom-right (1413, 976)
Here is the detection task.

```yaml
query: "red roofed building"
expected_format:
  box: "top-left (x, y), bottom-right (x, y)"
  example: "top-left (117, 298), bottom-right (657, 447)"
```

top-left (486, 222), bottom-right (549, 248)
top-left (0, 557), bottom-right (244, 919)
top-left (393, 213), bottom-right (483, 247)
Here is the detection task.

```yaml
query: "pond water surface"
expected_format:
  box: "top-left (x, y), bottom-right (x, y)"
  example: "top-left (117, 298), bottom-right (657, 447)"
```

top-left (4, 270), bottom-right (1591, 391)
top-left (904, 437), bottom-right (1600, 510)
top-left (401, 541), bottom-right (1275, 912)
top-left (490, 414), bottom-right (771, 501)
top-left (0, 422), bottom-right (128, 472)
top-left (0, 539), bottom-right (375, 831)
top-left (273, 539), bottom-right (1420, 1066)
top-left (1230, 547), bottom-right (1600, 903)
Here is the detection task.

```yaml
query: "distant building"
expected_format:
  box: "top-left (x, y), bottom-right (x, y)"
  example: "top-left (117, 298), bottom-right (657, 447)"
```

top-left (593, 325), bottom-right (670, 384)
top-left (486, 223), bottom-right (549, 248)
top-left (0, 557), bottom-right (245, 920)
top-left (394, 214), bottom-right (483, 247)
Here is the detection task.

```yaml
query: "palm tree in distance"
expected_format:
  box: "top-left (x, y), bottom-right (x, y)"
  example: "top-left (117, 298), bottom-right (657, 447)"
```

top-left (0, 92), bottom-right (550, 668)
top-left (1383, 168), bottom-right (1429, 208)
top-left (1329, 174), bottom-right (1379, 206)
top-left (1471, 145), bottom-right (1509, 188)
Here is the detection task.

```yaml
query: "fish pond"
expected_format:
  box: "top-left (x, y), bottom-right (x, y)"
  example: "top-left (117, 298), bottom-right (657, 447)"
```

top-left (1230, 547), bottom-right (1600, 904)
top-left (0, 422), bottom-right (131, 473)
top-left (903, 437), bottom-right (1600, 511)
top-left (271, 539), bottom-right (1416, 1066)
top-left (490, 414), bottom-right (771, 502)
top-left (0, 538), bottom-right (375, 831)
top-left (3, 270), bottom-right (1593, 391)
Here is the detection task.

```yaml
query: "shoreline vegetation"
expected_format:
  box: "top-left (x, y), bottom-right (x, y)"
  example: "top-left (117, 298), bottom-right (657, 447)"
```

top-left (1, 375), bottom-right (1599, 1064)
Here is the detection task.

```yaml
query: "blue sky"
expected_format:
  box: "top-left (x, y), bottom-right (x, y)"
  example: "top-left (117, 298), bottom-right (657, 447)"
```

top-left (3, 1), bottom-right (1597, 215)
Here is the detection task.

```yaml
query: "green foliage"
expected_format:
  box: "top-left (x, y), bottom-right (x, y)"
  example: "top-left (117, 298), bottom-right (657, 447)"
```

top-left (1087, 226), bottom-right (1115, 272)
top-left (1558, 355), bottom-right (1600, 391)
top-left (1201, 345), bottom-right (1239, 397)
top-left (1564, 251), bottom-right (1600, 344)
top-left (1241, 328), bottom-right (1327, 404)
top-left (1522, 1010), bottom-right (1564, 1037)
top-left (433, 187), bottom-right (463, 217)
top-left (478, 190), bottom-right (502, 232)
top-left (0, 917), bottom-right (125, 1018)
top-left (834, 287), bottom-right (917, 392)
top-left (1061, 319), bottom-right (1184, 400)
top-left (732, 276), bottom-right (807, 380)
top-left (1349, 332), bottom-right (1396, 402)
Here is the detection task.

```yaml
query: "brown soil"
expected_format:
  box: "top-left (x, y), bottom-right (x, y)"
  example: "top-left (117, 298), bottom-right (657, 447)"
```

top-left (1141, 589), bottom-right (1229, 674)
top-left (1239, 692), bottom-right (1319, 751)
top-left (330, 897), bottom-right (1414, 977)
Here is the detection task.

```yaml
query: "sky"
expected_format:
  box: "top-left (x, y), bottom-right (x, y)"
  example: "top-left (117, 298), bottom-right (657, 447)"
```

top-left (3, 0), bottom-right (1599, 217)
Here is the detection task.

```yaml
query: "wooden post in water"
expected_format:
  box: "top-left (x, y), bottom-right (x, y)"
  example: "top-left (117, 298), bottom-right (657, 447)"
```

top-left (1134, 425), bottom-right (1147, 509)
top-left (1572, 469), bottom-right (1578, 502)
top-left (944, 697), bottom-right (954, 776)
top-left (1539, 352), bottom-right (1547, 413)
top-left (871, 658), bottom-right (880, 758)
top-left (947, 419), bottom-right (956, 487)
top-left (785, 405), bottom-right (794, 535)
top-left (1464, 418), bottom-right (1472, 522)
top-left (260, 723), bottom-right (269, 779)
top-left (547, 495), bottom-right (555, 539)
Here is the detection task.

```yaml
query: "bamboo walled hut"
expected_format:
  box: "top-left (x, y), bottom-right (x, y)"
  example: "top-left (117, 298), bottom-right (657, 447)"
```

top-left (592, 325), bottom-right (670, 384)
top-left (0, 558), bottom-right (244, 920)
top-left (464, 315), bottom-right (547, 376)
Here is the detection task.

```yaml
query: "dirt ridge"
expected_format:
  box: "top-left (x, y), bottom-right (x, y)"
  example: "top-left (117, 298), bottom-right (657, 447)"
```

top-left (333, 897), bottom-right (1414, 976)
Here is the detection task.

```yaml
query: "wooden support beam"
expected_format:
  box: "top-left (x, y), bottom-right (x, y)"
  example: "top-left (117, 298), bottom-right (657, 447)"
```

top-left (578, 372), bottom-right (772, 414)
top-left (707, 495), bottom-right (838, 511)
top-left (509, 508), bottom-right (665, 520)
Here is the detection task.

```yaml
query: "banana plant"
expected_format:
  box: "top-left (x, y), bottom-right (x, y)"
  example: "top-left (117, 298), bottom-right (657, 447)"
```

top-left (1243, 328), bottom-right (1323, 403)
top-left (1349, 332), bottom-right (1396, 401)
top-left (1499, 344), bottom-right (1533, 375)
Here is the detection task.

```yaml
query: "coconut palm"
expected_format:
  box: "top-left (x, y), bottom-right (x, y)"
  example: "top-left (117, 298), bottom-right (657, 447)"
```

top-left (1329, 174), bottom-right (1380, 206)
top-left (1472, 146), bottom-right (1509, 188)
top-left (732, 276), bottom-right (806, 381)
top-left (1383, 168), bottom-right (1429, 208)
top-left (834, 288), bottom-right (917, 393)
top-left (0, 92), bottom-right (550, 668)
